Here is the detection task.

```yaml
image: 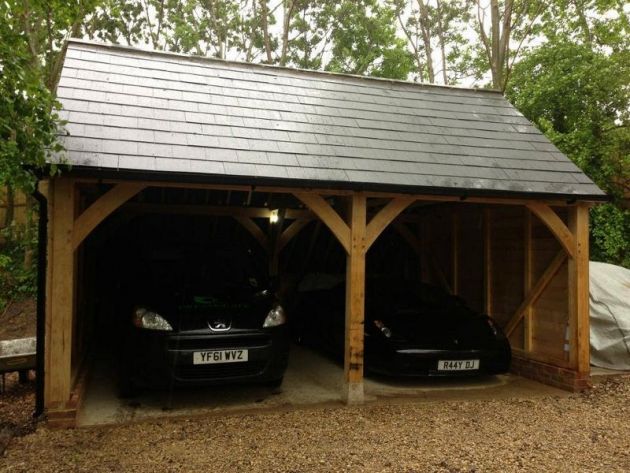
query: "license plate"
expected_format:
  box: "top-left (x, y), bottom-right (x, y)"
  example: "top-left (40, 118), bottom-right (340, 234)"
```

top-left (437, 359), bottom-right (479, 371)
top-left (193, 349), bottom-right (248, 365)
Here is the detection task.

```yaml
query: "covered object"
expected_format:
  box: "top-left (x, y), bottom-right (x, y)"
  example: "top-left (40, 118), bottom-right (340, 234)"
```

top-left (590, 262), bottom-right (630, 370)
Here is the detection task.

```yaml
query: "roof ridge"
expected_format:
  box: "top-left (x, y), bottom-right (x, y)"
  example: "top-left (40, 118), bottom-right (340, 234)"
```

top-left (67, 38), bottom-right (504, 95)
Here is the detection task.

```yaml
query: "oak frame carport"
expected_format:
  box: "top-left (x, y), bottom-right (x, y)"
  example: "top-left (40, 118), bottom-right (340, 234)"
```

top-left (44, 39), bottom-right (607, 426)
top-left (44, 176), bottom-right (591, 423)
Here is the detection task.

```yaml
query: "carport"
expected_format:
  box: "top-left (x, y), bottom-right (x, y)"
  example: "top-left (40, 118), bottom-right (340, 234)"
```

top-left (42, 39), bottom-right (606, 426)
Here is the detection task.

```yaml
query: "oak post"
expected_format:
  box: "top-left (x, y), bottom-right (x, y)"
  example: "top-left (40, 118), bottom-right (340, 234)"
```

top-left (45, 177), bottom-right (76, 410)
top-left (483, 208), bottom-right (493, 316)
top-left (451, 211), bottom-right (459, 295)
top-left (568, 204), bottom-right (590, 373)
top-left (344, 193), bottom-right (367, 404)
top-left (523, 209), bottom-right (533, 351)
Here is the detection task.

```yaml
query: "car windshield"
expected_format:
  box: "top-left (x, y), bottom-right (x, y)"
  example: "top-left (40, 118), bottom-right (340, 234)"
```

top-left (136, 248), bottom-right (267, 295)
top-left (368, 280), bottom-right (473, 325)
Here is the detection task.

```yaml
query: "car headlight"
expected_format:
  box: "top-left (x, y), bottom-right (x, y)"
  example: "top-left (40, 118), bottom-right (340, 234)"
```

top-left (374, 320), bottom-right (392, 338)
top-left (133, 308), bottom-right (173, 331)
top-left (263, 305), bottom-right (286, 328)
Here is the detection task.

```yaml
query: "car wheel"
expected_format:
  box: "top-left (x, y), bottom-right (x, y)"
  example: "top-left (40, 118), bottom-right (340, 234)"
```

top-left (266, 377), bottom-right (284, 389)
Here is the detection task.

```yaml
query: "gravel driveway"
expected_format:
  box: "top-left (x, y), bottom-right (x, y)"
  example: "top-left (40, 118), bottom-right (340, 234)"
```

top-left (2, 376), bottom-right (629, 472)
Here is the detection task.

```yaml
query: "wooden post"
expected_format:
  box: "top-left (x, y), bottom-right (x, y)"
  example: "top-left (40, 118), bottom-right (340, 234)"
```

top-left (483, 208), bottom-right (493, 316)
top-left (344, 193), bottom-right (367, 404)
top-left (45, 178), bottom-right (76, 410)
top-left (451, 211), bottom-right (459, 295)
top-left (294, 192), bottom-right (411, 404)
top-left (523, 209), bottom-right (533, 351)
top-left (568, 204), bottom-right (590, 374)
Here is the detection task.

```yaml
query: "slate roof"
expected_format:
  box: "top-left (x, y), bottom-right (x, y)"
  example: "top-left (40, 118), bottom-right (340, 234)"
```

top-left (55, 39), bottom-right (605, 199)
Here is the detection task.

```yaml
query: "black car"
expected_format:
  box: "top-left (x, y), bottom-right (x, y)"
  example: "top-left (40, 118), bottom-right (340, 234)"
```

top-left (295, 275), bottom-right (510, 377)
top-left (118, 248), bottom-right (289, 395)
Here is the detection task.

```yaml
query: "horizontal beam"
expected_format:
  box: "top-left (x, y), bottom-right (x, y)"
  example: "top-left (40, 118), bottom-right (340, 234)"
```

top-left (122, 202), bottom-right (311, 220)
top-left (70, 178), bottom-right (581, 207)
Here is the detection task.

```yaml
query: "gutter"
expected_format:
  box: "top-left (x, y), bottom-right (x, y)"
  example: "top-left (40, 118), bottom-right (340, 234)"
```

top-left (31, 187), bottom-right (47, 419)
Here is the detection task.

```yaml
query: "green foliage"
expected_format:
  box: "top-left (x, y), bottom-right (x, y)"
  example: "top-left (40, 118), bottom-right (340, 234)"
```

top-left (325, 0), bottom-right (413, 79)
top-left (506, 33), bottom-right (629, 267)
top-left (0, 226), bottom-right (38, 312)
top-left (0, 2), bottom-right (64, 192)
top-left (590, 204), bottom-right (630, 268)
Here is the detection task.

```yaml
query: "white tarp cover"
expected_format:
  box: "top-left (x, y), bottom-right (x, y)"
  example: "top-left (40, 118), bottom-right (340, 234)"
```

top-left (590, 261), bottom-right (630, 369)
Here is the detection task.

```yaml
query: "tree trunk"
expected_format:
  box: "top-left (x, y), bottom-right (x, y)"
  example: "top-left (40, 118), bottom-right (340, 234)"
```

top-left (260, 0), bottom-right (273, 63)
top-left (435, 0), bottom-right (448, 84)
top-left (417, 0), bottom-right (435, 83)
top-left (4, 186), bottom-right (15, 229)
top-left (490, 0), bottom-right (502, 89)
top-left (280, 0), bottom-right (295, 66)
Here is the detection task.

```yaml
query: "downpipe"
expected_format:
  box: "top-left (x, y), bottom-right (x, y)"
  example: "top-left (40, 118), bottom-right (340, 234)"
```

top-left (31, 188), bottom-right (47, 419)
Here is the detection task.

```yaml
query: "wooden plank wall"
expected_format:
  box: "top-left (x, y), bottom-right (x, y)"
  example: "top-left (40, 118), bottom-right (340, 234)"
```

top-left (429, 203), bottom-right (570, 363)
top-left (488, 206), bottom-right (525, 350)
top-left (531, 209), bottom-right (569, 361)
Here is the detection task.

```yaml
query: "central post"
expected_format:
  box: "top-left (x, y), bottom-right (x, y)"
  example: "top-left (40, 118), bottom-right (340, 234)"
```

top-left (344, 193), bottom-right (367, 404)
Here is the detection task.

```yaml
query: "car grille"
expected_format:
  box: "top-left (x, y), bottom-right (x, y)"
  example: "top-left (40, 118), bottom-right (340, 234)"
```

top-left (174, 361), bottom-right (267, 380)
top-left (167, 335), bottom-right (270, 351)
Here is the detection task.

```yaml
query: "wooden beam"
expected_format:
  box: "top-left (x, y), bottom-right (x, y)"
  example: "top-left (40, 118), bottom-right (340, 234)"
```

top-left (46, 178), bottom-right (76, 410)
top-left (523, 209), bottom-right (533, 351)
top-left (504, 250), bottom-right (568, 337)
top-left (483, 208), bottom-right (492, 316)
top-left (527, 202), bottom-right (576, 258)
top-left (451, 211), bottom-right (459, 295)
top-left (568, 204), bottom-right (590, 373)
top-left (122, 202), bottom-right (312, 220)
top-left (277, 218), bottom-right (313, 252)
top-left (72, 183), bottom-right (146, 250)
top-left (293, 192), bottom-right (351, 254)
top-left (74, 178), bottom-right (581, 207)
top-left (344, 193), bottom-right (367, 404)
top-left (233, 216), bottom-right (270, 253)
top-left (365, 196), bottom-right (415, 250)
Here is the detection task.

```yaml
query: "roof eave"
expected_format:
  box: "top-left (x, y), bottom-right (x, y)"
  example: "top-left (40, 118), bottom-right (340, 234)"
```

top-left (50, 166), bottom-right (610, 203)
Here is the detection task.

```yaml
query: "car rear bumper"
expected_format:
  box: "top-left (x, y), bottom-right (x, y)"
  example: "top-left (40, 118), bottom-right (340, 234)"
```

top-left (125, 326), bottom-right (290, 387)
top-left (366, 344), bottom-right (511, 377)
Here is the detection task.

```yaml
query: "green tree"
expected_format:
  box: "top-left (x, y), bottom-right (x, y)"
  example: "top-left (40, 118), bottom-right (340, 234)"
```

top-left (325, 0), bottom-right (413, 79)
top-left (391, 0), bottom-right (471, 84)
top-left (467, 0), bottom-right (545, 90)
top-left (0, 2), bottom-right (66, 194)
top-left (507, 39), bottom-right (629, 266)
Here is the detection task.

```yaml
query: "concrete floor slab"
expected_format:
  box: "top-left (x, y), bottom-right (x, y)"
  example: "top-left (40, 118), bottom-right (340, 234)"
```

top-left (77, 345), bottom-right (567, 427)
